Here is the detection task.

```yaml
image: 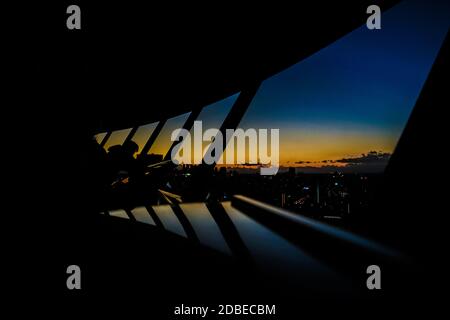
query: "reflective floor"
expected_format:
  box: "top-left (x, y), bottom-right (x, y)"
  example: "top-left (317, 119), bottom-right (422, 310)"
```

top-left (105, 200), bottom-right (349, 293)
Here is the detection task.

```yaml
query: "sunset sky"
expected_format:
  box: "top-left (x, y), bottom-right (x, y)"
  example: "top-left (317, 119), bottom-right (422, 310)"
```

top-left (234, 0), bottom-right (449, 170)
top-left (97, 1), bottom-right (449, 173)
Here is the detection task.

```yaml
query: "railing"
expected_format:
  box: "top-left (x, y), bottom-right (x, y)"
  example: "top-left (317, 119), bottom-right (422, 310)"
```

top-left (231, 195), bottom-right (406, 274)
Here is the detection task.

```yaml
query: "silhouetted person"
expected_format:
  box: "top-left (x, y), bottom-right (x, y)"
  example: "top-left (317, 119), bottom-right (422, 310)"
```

top-left (106, 141), bottom-right (140, 181)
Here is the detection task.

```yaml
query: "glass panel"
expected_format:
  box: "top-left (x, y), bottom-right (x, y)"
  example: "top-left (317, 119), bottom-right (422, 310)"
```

top-left (147, 113), bottom-right (190, 158)
top-left (94, 132), bottom-right (108, 145)
top-left (185, 93), bottom-right (239, 164)
top-left (180, 203), bottom-right (231, 255)
top-left (103, 127), bottom-right (133, 151)
top-left (197, 93), bottom-right (238, 128)
top-left (132, 122), bottom-right (159, 154)
top-left (223, 1), bottom-right (449, 173)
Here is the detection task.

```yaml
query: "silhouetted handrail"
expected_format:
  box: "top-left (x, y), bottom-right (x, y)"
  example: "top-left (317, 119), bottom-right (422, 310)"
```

top-left (231, 194), bottom-right (407, 271)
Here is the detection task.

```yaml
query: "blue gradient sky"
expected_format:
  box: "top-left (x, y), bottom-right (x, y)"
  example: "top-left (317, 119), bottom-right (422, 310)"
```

top-left (234, 0), bottom-right (449, 169)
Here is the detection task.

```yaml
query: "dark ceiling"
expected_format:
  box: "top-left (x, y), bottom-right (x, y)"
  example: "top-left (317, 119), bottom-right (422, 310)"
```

top-left (31, 1), bottom-right (399, 132)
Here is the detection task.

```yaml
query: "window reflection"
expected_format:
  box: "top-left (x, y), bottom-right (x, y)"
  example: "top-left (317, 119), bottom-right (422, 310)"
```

top-left (180, 203), bottom-right (232, 254)
top-left (152, 205), bottom-right (187, 238)
top-left (131, 206), bottom-right (156, 226)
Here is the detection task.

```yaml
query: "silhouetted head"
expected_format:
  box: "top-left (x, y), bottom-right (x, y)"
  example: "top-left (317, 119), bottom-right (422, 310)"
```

top-left (122, 140), bottom-right (139, 157)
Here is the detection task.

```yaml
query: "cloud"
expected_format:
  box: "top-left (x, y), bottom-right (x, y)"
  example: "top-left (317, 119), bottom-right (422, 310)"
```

top-left (293, 151), bottom-right (392, 173)
top-left (335, 151), bottom-right (391, 165)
